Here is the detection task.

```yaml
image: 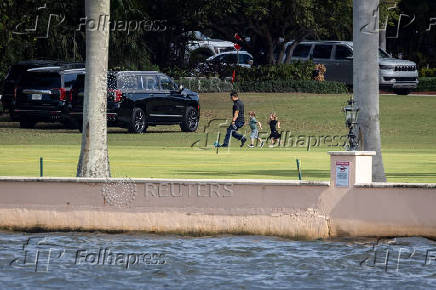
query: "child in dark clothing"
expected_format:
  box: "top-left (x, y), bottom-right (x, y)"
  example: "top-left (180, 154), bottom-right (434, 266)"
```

top-left (268, 113), bottom-right (281, 147)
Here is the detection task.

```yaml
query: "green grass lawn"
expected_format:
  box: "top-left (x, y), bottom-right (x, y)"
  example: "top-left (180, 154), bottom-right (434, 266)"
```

top-left (0, 93), bottom-right (435, 182)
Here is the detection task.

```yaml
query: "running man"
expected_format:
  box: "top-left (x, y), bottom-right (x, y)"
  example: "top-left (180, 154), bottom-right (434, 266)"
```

top-left (216, 91), bottom-right (247, 147)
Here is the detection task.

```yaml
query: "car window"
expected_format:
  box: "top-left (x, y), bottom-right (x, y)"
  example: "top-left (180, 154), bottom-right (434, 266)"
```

top-left (159, 76), bottom-right (177, 90)
top-left (335, 45), bottom-right (353, 59)
top-left (118, 74), bottom-right (138, 90)
top-left (292, 44), bottom-right (312, 58)
top-left (222, 54), bottom-right (238, 64)
top-left (143, 75), bottom-right (159, 91)
top-left (63, 73), bottom-right (78, 89)
top-left (313, 45), bottom-right (333, 59)
top-left (137, 76), bottom-right (144, 89)
top-left (73, 74), bottom-right (85, 90)
top-left (239, 54), bottom-right (252, 64)
top-left (20, 72), bottom-right (61, 89)
top-left (107, 73), bottom-right (117, 90)
top-left (379, 49), bottom-right (390, 59)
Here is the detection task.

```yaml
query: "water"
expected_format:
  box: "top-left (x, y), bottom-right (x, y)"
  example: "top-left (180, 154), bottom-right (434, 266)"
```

top-left (0, 231), bottom-right (435, 289)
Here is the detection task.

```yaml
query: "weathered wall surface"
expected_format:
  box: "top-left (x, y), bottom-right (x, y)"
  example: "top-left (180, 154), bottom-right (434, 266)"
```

top-left (0, 177), bottom-right (435, 239)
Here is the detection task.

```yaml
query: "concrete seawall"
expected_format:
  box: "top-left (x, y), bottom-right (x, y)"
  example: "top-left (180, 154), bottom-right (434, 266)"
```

top-left (0, 177), bottom-right (435, 239)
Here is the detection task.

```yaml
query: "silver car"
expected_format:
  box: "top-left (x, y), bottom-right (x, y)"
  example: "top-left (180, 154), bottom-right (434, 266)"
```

top-left (287, 41), bottom-right (418, 95)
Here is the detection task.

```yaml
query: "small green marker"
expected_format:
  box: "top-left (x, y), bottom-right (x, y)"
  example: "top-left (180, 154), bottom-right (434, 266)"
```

top-left (40, 157), bottom-right (43, 177)
top-left (296, 159), bottom-right (302, 181)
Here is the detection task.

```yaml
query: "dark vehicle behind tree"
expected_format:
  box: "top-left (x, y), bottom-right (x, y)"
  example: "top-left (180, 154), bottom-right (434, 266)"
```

top-left (67, 71), bottom-right (200, 133)
top-left (14, 66), bottom-right (85, 128)
top-left (2, 60), bottom-right (83, 119)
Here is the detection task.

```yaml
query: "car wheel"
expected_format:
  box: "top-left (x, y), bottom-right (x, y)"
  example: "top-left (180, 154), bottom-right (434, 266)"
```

top-left (129, 107), bottom-right (147, 133)
top-left (393, 89), bottom-right (410, 95)
top-left (180, 106), bottom-right (199, 132)
top-left (19, 119), bottom-right (37, 128)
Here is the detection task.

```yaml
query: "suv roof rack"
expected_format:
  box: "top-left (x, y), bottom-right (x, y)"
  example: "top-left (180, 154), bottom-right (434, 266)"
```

top-left (27, 64), bottom-right (85, 73)
top-left (114, 71), bottom-right (159, 73)
top-left (27, 66), bottom-right (63, 72)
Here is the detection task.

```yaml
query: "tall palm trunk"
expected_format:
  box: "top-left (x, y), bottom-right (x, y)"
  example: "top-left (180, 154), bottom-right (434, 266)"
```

top-left (353, 0), bottom-right (386, 182)
top-left (77, 0), bottom-right (111, 177)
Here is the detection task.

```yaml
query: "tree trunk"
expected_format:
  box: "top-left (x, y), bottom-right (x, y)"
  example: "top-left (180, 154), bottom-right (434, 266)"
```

top-left (379, 29), bottom-right (387, 51)
top-left (354, 0), bottom-right (386, 182)
top-left (77, 0), bottom-right (111, 178)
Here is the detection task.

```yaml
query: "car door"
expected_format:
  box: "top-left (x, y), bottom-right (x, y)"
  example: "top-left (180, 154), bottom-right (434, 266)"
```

top-left (140, 74), bottom-right (161, 123)
top-left (115, 73), bottom-right (142, 123)
top-left (330, 44), bottom-right (353, 85)
top-left (238, 53), bottom-right (253, 68)
top-left (311, 44), bottom-right (334, 80)
top-left (154, 75), bottom-right (185, 123)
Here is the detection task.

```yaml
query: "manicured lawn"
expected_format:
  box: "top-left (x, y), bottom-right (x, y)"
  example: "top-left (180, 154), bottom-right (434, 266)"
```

top-left (0, 93), bottom-right (435, 182)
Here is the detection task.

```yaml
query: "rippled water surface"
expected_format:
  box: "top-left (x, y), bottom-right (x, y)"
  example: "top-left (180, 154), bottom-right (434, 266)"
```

top-left (0, 231), bottom-right (435, 289)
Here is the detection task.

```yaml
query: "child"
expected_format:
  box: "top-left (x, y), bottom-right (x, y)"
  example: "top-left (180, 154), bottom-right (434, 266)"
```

top-left (268, 113), bottom-right (281, 147)
top-left (248, 112), bottom-right (264, 148)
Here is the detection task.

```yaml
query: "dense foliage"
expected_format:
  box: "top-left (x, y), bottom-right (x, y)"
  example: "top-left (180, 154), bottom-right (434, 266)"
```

top-left (417, 77), bottom-right (436, 92)
top-left (0, 0), bottom-right (435, 91)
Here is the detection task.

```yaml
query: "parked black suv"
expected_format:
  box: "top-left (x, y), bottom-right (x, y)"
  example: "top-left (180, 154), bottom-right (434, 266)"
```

top-left (14, 66), bottom-right (85, 128)
top-left (67, 71), bottom-right (200, 133)
top-left (2, 60), bottom-right (83, 119)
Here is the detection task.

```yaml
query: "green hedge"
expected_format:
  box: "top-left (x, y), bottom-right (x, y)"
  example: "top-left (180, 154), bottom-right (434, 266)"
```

top-left (235, 80), bottom-right (348, 94)
top-left (417, 77), bottom-right (436, 92)
top-left (177, 77), bottom-right (348, 94)
top-left (235, 62), bottom-right (314, 82)
top-left (177, 77), bottom-right (234, 93)
top-left (419, 68), bottom-right (436, 78)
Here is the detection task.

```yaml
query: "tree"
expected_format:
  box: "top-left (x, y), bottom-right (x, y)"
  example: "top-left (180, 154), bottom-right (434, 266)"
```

top-left (77, 0), bottom-right (111, 178)
top-left (354, 0), bottom-right (386, 182)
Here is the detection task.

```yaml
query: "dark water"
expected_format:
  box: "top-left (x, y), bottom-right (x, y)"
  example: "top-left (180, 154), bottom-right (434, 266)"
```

top-left (0, 231), bottom-right (435, 289)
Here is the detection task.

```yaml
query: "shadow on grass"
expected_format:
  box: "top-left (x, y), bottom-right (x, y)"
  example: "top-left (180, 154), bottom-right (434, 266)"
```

top-left (176, 169), bottom-right (330, 179)
top-left (0, 121), bottom-right (182, 134)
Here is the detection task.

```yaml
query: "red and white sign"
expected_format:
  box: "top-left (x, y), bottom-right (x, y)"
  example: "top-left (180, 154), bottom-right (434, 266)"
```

top-left (335, 161), bottom-right (350, 187)
top-left (233, 43), bottom-right (241, 51)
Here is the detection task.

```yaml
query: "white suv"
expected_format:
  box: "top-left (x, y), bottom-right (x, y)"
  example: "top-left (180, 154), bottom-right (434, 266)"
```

top-left (286, 41), bottom-right (419, 95)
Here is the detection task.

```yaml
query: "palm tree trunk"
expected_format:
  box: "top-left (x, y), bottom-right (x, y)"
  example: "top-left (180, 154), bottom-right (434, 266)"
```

top-left (77, 0), bottom-right (111, 178)
top-left (353, 0), bottom-right (386, 182)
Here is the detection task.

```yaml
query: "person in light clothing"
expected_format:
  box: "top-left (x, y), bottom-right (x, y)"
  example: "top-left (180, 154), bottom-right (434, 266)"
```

top-left (248, 111), bottom-right (264, 148)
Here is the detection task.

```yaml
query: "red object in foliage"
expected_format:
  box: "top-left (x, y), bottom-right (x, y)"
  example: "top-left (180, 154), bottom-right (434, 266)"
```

top-left (232, 70), bottom-right (236, 83)
top-left (234, 33), bottom-right (242, 41)
top-left (234, 43), bottom-right (241, 51)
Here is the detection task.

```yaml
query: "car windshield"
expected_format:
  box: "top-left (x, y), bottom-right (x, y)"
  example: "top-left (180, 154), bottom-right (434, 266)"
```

top-left (20, 72), bottom-right (61, 89)
top-left (379, 49), bottom-right (390, 59)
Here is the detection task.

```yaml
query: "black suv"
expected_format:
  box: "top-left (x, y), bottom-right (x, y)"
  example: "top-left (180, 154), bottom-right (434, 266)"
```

top-left (2, 60), bottom-right (83, 119)
top-left (67, 71), bottom-right (200, 133)
top-left (14, 66), bottom-right (85, 128)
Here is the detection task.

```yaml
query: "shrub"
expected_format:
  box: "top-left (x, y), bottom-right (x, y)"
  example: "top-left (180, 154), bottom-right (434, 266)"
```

top-left (419, 68), bottom-right (436, 78)
top-left (177, 77), bottom-right (348, 94)
top-left (417, 77), bottom-right (436, 92)
top-left (235, 80), bottom-right (348, 94)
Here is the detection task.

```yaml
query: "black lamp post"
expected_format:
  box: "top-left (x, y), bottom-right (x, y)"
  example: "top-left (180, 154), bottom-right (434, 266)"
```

top-left (343, 97), bottom-right (359, 151)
